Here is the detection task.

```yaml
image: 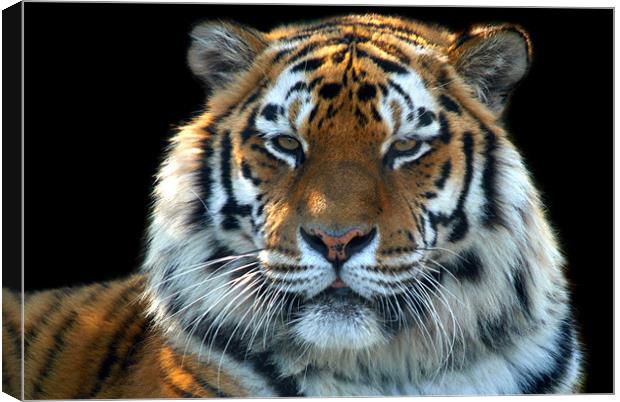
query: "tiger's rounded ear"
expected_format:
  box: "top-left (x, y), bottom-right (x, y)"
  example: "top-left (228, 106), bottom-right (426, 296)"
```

top-left (449, 25), bottom-right (532, 115)
top-left (188, 21), bottom-right (267, 93)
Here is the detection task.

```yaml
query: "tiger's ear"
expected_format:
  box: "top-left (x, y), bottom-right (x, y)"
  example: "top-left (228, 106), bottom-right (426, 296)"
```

top-left (450, 25), bottom-right (532, 115)
top-left (188, 21), bottom-right (267, 92)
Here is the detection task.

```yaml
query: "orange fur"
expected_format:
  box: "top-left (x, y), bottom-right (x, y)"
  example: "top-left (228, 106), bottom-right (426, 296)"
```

top-left (4, 276), bottom-right (246, 399)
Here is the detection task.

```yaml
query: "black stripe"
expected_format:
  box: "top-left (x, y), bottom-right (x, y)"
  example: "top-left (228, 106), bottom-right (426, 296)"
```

top-left (261, 103), bottom-right (280, 122)
top-left (102, 282), bottom-right (139, 322)
top-left (290, 57), bottom-right (325, 73)
top-left (368, 38), bottom-right (411, 65)
top-left (439, 94), bottom-right (461, 114)
top-left (30, 311), bottom-right (78, 398)
top-left (378, 83), bottom-right (388, 97)
top-left (24, 290), bottom-right (64, 352)
top-left (117, 318), bottom-right (150, 375)
top-left (220, 131), bottom-right (239, 231)
top-left (520, 317), bottom-right (577, 393)
top-left (480, 125), bottom-right (505, 228)
top-left (187, 128), bottom-right (216, 229)
top-left (219, 132), bottom-right (252, 231)
top-left (447, 209), bottom-right (469, 243)
top-left (452, 135), bottom-right (474, 206)
top-left (308, 105), bottom-right (319, 123)
top-left (387, 79), bottom-right (414, 110)
top-left (239, 79), bottom-right (267, 113)
top-left (356, 49), bottom-right (409, 75)
top-left (220, 131), bottom-right (235, 198)
top-left (426, 132), bottom-right (474, 244)
top-left (248, 351), bottom-right (301, 396)
top-left (512, 264), bottom-right (532, 319)
top-left (281, 38), bottom-right (347, 66)
top-left (354, 106), bottom-right (368, 126)
top-left (241, 159), bottom-right (262, 186)
top-left (434, 160), bottom-right (451, 189)
top-left (318, 82), bottom-right (342, 99)
top-left (477, 307), bottom-right (518, 352)
top-left (308, 76), bottom-right (324, 90)
top-left (192, 311), bottom-right (301, 396)
top-left (2, 289), bottom-right (22, 359)
top-left (251, 144), bottom-right (279, 162)
top-left (169, 352), bottom-right (229, 397)
top-left (418, 214), bottom-right (427, 244)
top-left (442, 248), bottom-right (483, 282)
top-left (285, 81), bottom-right (309, 100)
top-left (438, 112), bottom-right (452, 144)
top-left (275, 38), bottom-right (339, 66)
top-left (370, 104), bottom-right (382, 122)
top-left (241, 107), bottom-right (260, 143)
top-left (2, 309), bottom-right (21, 361)
top-left (415, 107), bottom-right (435, 127)
top-left (58, 283), bottom-right (140, 398)
top-left (80, 309), bottom-right (144, 397)
top-left (448, 133), bottom-right (474, 242)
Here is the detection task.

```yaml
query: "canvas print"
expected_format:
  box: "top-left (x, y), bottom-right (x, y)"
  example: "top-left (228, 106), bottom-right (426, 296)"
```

top-left (2, 3), bottom-right (612, 399)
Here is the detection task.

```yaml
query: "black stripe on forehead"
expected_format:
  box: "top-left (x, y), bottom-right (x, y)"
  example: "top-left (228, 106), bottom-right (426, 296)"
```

top-left (355, 49), bottom-right (409, 75)
top-left (285, 81), bottom-right (309, 100)
top-left (290, 57), bottom-right (326, 73)
top-left (387, 79), bottom-right (415, 110)
top-left (273, 36), bottom-right (362, 66)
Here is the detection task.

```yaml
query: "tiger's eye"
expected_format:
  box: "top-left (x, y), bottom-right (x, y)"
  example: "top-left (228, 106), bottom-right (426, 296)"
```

top-left (276, 136), bottom-right (301, 151)
top-left (393, 139), bottom-right (417, 152)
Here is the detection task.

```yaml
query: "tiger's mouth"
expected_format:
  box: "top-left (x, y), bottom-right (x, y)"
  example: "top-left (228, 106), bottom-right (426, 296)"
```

top-left (288, 283), bottom-right (388, 350)
top-left (293, 277), bottom-right (370, 315)
top-left (312, 284), bottom-right (363, 304)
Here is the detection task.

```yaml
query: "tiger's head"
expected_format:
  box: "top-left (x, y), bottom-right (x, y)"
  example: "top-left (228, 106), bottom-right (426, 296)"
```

top-left (144, 15), bottom-right (561, 365)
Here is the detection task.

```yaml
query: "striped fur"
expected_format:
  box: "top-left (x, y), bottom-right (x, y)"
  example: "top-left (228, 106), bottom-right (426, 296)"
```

top-left (4, 277), bottom-right (245, 399)
top-left (4, 14), bottom-right (582, 397)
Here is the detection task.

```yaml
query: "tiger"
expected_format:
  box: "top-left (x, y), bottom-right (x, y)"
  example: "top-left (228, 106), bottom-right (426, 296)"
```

top-left (3, 13), bottom-right (583, 398)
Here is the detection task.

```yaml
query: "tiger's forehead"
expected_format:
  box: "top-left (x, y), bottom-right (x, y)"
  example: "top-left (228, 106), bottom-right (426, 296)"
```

top-left (255, 42), bottom-right (442, 144)
top-left (266, 14), bottom-right (455, 48)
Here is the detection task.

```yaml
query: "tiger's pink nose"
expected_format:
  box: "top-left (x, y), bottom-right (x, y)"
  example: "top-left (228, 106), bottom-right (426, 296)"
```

top-left (300, 227), bottom-right (377, 264)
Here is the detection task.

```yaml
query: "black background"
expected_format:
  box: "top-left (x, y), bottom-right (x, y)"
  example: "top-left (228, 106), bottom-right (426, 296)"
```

top-left (14, 3), bottom-right (612, 393)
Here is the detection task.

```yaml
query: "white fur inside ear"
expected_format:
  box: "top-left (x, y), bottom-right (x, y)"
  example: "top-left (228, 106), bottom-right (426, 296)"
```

top-left (188, 22), bottom-right (264, 90)
top-left (292, 302), bottom-right (386, 350)
top-left (453, 27), bottom-right (530, 113)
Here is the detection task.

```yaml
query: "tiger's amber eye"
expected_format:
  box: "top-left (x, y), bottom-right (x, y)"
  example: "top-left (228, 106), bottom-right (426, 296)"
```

top-left (393, 139), bottom-right (417, 152)
top-left (276, 136), bottom-right (301, 151)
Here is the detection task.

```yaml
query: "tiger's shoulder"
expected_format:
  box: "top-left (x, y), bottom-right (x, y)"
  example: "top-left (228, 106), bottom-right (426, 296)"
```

top-left (3, 276), bottom-right (246, 399)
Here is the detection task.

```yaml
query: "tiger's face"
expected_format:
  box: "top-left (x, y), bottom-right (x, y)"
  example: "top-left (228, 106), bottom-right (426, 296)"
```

top-left (147, 15), bottom-right (532, 355)
top-left (241, 46), bottom-right (469, 349)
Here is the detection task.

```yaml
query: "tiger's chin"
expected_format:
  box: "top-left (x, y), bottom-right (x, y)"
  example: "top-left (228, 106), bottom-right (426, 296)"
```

top-left (291, 288), bottom-right (388, 351)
